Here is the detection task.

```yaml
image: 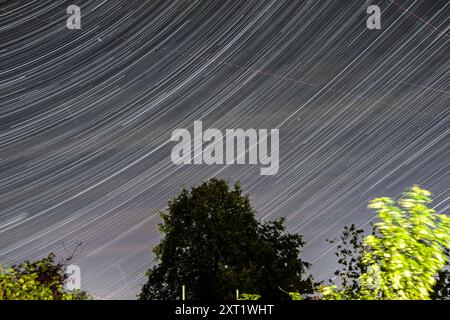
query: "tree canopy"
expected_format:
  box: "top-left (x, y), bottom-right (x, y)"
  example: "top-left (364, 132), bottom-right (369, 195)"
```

top-left (321, 186), bottom-right (450, 300)
top-left (139, 178), bottom-right (314, 300)
top-left (3, 183), bottom-right (450, 300)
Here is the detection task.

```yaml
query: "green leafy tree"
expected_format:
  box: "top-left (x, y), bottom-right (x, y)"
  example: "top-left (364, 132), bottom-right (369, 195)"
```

top-left (139, 179), bottom-right (314, 300)
top-left (0, 250), bottom-right (91, 300)
top-left (321, 186), bottom-right (450, 300)
top-left (325, 224), bottom-right (365, 298)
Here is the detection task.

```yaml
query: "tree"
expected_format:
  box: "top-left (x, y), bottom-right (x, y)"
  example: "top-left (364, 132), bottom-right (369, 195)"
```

top-left (0, 267), bottom-right (54, 300)
top-left (321, 186), bottom-right (450, 300)
top-left (139, 178), bottom-right (313, 300)
top-left (0, 247), bottom-right (91, 300)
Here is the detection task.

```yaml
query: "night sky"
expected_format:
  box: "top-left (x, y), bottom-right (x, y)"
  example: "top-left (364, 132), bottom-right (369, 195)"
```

top-left (0, 0), bottom-right (449, 299)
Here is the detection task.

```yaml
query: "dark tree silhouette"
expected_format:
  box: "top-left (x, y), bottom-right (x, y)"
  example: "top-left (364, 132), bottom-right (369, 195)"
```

top-left (139, 179), bottom-right (314, 300)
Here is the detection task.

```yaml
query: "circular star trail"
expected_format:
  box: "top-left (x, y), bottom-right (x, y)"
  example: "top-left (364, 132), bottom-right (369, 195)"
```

top-left (0, 0), bottom-right (449, 299)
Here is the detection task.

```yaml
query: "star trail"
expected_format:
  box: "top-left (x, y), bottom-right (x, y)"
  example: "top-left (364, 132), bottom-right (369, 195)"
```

top-left (0, 0), bottom-right (449, 299)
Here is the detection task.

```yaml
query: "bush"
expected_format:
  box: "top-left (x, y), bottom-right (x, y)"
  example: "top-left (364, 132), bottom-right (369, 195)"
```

top-left (0, 252), bottom-right (91, 300)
